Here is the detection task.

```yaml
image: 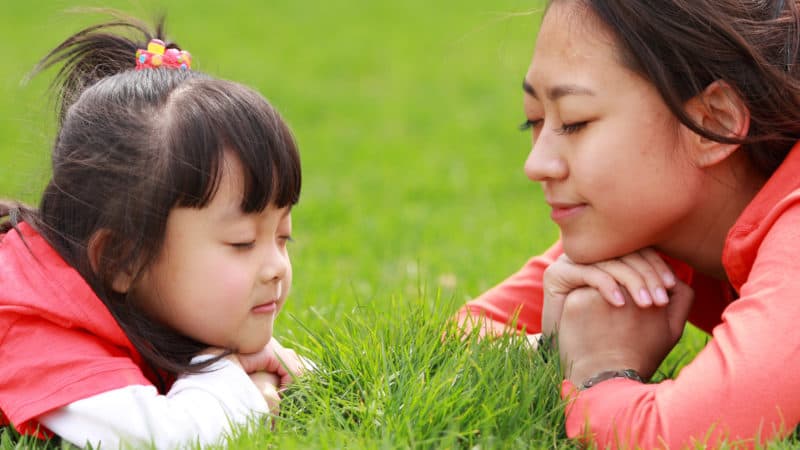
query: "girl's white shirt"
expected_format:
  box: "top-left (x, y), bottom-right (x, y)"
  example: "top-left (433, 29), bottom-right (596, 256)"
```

top-left (38, 355), bottom-right (269, 449)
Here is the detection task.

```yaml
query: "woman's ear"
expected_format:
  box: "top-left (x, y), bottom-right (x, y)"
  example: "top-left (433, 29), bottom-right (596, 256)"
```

top-left (87, 229), bottom-right (134, 293)
top-left (684, 80), bottom-right (750, 168)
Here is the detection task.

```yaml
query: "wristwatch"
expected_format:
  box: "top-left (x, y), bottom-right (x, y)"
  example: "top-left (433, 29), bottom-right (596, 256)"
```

top-left (579, 369), bottom-right (643, 390)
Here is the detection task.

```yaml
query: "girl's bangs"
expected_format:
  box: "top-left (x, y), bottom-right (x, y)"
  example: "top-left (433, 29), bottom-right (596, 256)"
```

top-left (164, 79), bottom-right (301, 212)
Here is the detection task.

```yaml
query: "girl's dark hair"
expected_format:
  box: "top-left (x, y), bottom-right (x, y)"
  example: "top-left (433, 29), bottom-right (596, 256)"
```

top-left (1, 16), bottom-right (301, 382)
top-left (549, 0), bottom-right (800, 176)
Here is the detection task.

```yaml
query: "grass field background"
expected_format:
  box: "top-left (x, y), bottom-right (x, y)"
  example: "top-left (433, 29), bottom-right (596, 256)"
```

top-left (0, 1), bottom-right (793, 449)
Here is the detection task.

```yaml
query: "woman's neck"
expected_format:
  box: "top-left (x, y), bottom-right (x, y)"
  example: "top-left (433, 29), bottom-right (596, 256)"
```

top-left (661, 152), bottom-right (767, 281)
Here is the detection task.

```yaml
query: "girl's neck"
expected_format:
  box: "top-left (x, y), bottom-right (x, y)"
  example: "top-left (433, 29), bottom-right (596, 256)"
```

top-left (661, 152), bottom-right (768, 281)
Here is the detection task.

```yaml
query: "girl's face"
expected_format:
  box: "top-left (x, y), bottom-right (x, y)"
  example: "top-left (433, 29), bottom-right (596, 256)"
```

top-left (523, 3), bottom-right (706, 263)
top-left (131, 153), bottom-right (292, 353)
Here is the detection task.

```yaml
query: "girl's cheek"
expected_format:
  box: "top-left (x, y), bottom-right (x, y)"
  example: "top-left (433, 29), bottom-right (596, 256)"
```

top-left (214, 266), bottom-right (252, 296)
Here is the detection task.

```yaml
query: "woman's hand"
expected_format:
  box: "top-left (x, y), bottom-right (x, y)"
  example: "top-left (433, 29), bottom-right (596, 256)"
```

top-left (542, 249), bottom-right (677, 337)
top-left (450, 310), bottom-right (518, 340)
top-left (557, 281), bottom-right (694, 385)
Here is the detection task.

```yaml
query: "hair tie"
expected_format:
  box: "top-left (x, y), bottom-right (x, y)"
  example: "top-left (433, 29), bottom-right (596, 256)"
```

top-left (135, 39), bottom-right (191, 70)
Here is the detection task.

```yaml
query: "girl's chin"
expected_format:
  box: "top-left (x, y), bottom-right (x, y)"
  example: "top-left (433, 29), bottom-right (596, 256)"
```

top-left (237, 337), bottom-right (273, 354)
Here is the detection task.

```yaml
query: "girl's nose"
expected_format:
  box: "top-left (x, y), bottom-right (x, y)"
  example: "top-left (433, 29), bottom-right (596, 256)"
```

top-left (259, 243), bottom-right (289, 283)
top-left (523, 133), bottom-right (568, 182)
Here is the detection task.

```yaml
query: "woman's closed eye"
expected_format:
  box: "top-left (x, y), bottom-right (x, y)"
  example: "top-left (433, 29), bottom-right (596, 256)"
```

top-left (554, 121), bottom-right (588, 135)
top-left (519, 118), bottom-right (543, 131)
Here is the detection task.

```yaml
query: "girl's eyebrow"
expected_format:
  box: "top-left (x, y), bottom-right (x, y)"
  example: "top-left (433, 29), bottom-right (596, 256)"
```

top-left (523, 80), bottom-right (595, 101)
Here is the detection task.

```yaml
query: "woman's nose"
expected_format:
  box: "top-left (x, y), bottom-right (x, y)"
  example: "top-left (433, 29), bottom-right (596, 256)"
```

top-left (523, 132), bottom-right (568, 182)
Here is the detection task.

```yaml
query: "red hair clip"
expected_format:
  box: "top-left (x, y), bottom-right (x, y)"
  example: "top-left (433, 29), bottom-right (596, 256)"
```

top-left (135, 39), bottom-right (191, 70)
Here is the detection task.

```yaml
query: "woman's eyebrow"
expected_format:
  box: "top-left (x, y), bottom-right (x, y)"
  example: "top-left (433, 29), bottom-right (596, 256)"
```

top-left (523, 80), bottom-right (595, 101)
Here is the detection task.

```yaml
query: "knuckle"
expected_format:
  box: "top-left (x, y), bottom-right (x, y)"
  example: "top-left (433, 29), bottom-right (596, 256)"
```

top-left (564, 286), bottom-right (600, 309)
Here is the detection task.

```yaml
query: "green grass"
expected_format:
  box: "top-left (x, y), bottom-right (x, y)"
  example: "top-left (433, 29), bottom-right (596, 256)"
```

top-left (1, 1), bottom-right (798, 448)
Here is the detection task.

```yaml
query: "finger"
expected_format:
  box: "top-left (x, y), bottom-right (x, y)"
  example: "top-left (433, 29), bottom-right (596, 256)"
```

top-left (449, 312), bottom-right (513, 341)
top-left (544, 258), bottom-right (626, 306)
top-left (594, 258), bottom-right (657, 308)
top-left (277, 348), bottom-right (303, 377)
top-left (447, 311), bottom-right (479, 340)
top-left (263, 339), bottom-right (289, 375)
top-left (542, 289), bottom-right (566, 337)
top-left (639, 247), bottom-right (677, 288)
top-left (666, 281), bottom-right (695, 339)
top-left (619, 252), bottom-right (670, 306)
top-left (236, 345), bottom-right (275, 374)
top-left (268, 338), bottom-right (305, 376)
top-left (263, 386), bottom-right (281, 414)
top-left (250, 371), bottom-right (281, 389)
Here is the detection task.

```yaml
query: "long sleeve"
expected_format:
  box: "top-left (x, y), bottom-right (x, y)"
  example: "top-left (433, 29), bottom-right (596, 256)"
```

top-left (562, 209), bottom-right (800, 449)
top-left (454, 241), bottom-right (563, 334)
top-left (38, 356), bottom-right (270, 449)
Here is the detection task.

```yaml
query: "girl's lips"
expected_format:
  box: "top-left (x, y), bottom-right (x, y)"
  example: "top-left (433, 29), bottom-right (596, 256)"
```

top-left (251, 301), bottom-right (278, 314)
top-left (549, 203), bottom-right (587, 223)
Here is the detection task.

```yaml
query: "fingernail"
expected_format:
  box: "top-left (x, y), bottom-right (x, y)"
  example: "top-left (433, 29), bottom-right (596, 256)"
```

top-left (655, 287), bottom-right (669, 305)
top-left (662, 272), bottom-right (676, 287)
top-left (639, 288), bottom-right (653, 306)
top-left (613, 289), bottom-right (626, 306)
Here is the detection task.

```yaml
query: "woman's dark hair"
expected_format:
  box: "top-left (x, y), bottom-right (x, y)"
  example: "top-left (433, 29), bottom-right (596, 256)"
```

top-left (0, 16), bottom-right (301, 384)
top-left (548, 0), bottom-right (800, 176)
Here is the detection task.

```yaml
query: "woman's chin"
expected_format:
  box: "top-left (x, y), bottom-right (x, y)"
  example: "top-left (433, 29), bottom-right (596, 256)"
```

top-left (562, 239), bottom-right (628, 265)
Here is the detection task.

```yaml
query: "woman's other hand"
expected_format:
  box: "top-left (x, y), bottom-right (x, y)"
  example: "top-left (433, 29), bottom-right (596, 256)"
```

top-left (557, 280), bottom-right (694, 385)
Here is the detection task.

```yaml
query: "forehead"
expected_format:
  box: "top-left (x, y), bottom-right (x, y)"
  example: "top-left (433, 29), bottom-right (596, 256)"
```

top-left (526, 3), bottom-right (626, 90)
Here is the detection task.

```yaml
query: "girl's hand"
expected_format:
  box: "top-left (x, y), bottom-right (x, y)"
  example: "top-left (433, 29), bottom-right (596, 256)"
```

top-left (248, 371), bottom-right (281, 414)
top-left (542, 249), bottom-right (677, 337)
top-left (233, 338), bottom-right (309, 389)
top-left (557, 280), bottom-right (694, 385)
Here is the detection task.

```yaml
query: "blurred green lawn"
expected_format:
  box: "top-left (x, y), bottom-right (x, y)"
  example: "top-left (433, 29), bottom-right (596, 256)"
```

top-left (0, 0), bottom-right (555, 337)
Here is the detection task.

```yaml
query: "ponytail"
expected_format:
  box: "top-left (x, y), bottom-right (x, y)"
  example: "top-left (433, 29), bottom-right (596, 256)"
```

top-left (29, 13), bottom-right (181, 124)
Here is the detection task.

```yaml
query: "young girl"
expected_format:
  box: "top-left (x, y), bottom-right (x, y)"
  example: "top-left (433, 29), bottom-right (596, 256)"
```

top-left (457, 0), bottom-right (800, 448)
top-left (0, 17), bottom-right (306, 448)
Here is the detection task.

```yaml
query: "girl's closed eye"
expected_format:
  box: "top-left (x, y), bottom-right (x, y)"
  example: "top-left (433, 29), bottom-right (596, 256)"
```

top-left (277, 235), bottom-right (294, 248)
top-left (229, 241), bottom-right (256, 250)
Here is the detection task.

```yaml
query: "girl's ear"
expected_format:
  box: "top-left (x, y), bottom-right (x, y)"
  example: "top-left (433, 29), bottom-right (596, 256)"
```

top-left (684, 80), bottom-right (750, 168)
top-left (87, 230), bottom-right (135, 293)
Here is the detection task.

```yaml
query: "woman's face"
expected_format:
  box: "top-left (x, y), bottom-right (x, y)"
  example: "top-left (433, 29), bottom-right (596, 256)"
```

top-left (522, 2), bottom-right (706, 263)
